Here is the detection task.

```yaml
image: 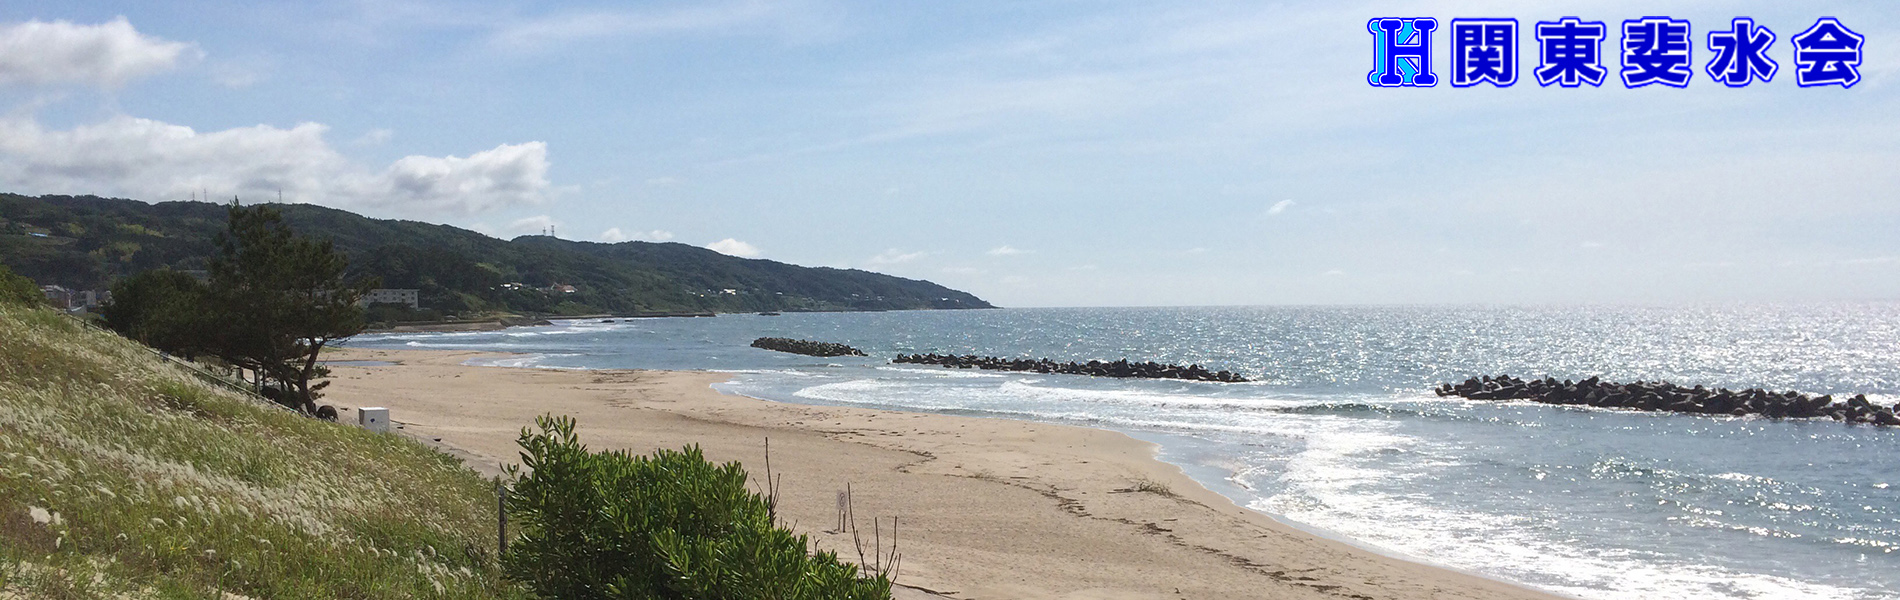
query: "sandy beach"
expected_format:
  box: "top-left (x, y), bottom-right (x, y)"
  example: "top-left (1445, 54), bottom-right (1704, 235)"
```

top-left (320, 347), bottom-right (1566, 600)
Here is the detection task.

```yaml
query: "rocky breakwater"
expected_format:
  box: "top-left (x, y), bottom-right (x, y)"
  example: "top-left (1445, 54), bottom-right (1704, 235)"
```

top-left (1437, 374), bottom-right (1899, 426)
top-left (750, 337), bottom-right (866, 358)
top-left (893, 353), bottom-right (1249, 383)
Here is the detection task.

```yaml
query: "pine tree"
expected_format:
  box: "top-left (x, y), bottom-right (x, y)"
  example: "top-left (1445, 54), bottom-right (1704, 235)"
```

top-left (205, 200), bottom-right (376, 412)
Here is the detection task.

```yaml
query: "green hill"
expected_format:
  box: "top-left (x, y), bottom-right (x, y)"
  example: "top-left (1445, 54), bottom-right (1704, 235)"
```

top-left (0, 300), bottom-right (522, 598)
top-left (0, 193), bottom-right (993, 316)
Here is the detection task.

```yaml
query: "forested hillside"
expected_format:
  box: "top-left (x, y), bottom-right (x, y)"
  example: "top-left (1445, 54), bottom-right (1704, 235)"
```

top-left (0, 194), bottom-right (992, 315)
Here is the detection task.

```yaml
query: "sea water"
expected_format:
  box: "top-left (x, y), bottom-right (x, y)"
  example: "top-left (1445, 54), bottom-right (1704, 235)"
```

top-left (348, 305), bottom-right (1900, 600)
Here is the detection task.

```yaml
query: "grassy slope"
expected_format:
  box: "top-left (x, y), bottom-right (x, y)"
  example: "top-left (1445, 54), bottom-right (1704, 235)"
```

top-left (0, 303), bottom-right (524, 599)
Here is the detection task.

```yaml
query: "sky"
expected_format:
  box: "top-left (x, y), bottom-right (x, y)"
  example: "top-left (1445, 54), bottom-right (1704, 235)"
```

top-left (0, 1), bottom-right (1896, 307)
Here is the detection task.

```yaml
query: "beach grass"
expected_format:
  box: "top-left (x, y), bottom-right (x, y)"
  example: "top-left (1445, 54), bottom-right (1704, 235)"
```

top-left (0, 303), bottom-right (525, 599)
top-left (1116, 477), bottom-right (1178, 498)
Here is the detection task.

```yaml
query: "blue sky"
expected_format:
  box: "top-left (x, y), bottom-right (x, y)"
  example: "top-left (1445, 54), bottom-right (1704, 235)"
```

top-left (1, 1), bottom-right (1896, 307)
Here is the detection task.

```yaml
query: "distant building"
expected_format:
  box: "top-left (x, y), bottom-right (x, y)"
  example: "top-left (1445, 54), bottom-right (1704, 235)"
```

top-left (40, 286), bottom-right (105, 312)
top-left (40, 285), bottom-right (71, 308)
top-left (360, 288), bottom-right (420, 309)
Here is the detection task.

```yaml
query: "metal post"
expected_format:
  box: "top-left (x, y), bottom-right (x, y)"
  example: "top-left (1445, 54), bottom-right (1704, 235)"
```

top-left (496, 479), bottom-right (508, 558)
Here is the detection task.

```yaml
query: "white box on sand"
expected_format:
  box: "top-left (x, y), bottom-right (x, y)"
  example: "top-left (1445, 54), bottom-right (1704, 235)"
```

top-left (359, 407), bottom-right (390, 433)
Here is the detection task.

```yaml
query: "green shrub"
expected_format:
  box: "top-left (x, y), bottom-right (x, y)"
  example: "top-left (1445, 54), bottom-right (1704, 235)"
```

top-left (0, 264), bottom-right (41, 306)
top-left (505, 415), bottom-right (892, 600)
top-left (102, 268), bottom-right (208, 354)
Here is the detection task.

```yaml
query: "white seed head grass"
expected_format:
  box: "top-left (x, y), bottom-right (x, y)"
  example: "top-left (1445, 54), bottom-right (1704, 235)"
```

top-left (0, 304), bottom-right (518, 598)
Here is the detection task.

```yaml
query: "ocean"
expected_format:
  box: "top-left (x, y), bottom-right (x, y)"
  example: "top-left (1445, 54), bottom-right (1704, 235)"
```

top-left (346, 305), bottom-right (1900, 600)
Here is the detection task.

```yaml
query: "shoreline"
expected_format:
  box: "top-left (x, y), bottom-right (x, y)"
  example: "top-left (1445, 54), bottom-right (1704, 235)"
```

top-left (321, 347), bottom-right (1568, 600)
top-left (360, 307), bottom-right (1003, 334)
top-left (1123, 429), bottom-right (1525, 592)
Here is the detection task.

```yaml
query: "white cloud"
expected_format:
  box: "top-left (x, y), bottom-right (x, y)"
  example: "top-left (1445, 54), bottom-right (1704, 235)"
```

top-left (352, 128), bottom-right (393, 146)
top-left (490, 1), bottom-right (789, 50)
top-left (207, 55), bottom-right (270, 89)
top-left (1678, 261), bottom-right (1738, 270)
top-left (0, 17), bottom-right (198, 87)
top-left (1581, 241), bottom-right (1604, 249)
top-left (380, 142), bottom-right (551, 214)
top-left (1267, 199), bottom-right (1296, 215)
top-left (986, 245), bottom-right (1024, 256)
top-left (600, 227), bottom-right (674, 242)
top-left (644, 176), bottom-right (682, 186)
top-left (0, 114), bottom-right (551, 216)
top-left (706, 238), bottom-right (761, 257)
top-left (1322, 269), bottom-right (1346, 277)
top-left (867, 248), bottom-right (926, 265)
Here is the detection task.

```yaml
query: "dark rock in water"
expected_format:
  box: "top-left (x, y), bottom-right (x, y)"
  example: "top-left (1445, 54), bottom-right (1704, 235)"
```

top-left (750, 337), bottom-right (866, 358)
top-left (1434, 374), bottom-right (1884, 427)
top-left (892, 353), bottom-right (1249, 383)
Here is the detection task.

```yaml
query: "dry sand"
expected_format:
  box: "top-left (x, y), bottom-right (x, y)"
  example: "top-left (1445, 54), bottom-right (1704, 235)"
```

top-left (320, 347), bottom-right (1567, 600)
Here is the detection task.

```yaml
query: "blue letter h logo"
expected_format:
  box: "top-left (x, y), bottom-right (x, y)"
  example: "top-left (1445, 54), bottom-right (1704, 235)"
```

top-left (1370, 18), bottom-right (1438, 87)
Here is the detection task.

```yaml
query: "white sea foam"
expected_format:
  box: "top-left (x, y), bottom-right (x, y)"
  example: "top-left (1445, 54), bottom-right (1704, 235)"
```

top-left (714, 369), bottom-right (826, 377)
top-left (790, 377), bottom-right (1345, 437)
top-left (1252, 419), bottom-right (1876, 600)
top-left (400, 341), bottom-right (557, 350)
top-left (461, 353), bottom-right (582, 369)
top-left (874, 365), bottom-right (1009, 379)
top-left (502, 328), bottom-right (592, 337)
top-left (357, 330), bottom-right (492, 341)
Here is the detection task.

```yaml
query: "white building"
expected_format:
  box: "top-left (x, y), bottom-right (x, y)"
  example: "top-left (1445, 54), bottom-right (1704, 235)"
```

top-left (39, 285), bottom-right (71, 308)
top-left (360, 288), bottom-right (420, 309)
top-left (39, 286), bottom-right (104, 311)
